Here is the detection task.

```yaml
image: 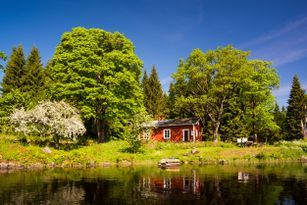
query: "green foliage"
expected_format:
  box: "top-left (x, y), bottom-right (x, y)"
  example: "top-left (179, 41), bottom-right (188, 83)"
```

top-left (20, 47), bottom-right (45, 96)
top-left (270, 103), bottom-right (287, 142)
top-left (142, 70), bottom-right (150, 111)
top-left (142, 66), bottom-right (165, 119)
top-left (47, 27), bottom-right (144, 142)
top-left (124, 110), bottom-right (152, 153)
top-left (2, 45), bottom-right (26, 94)
top-left (285, 75), bottom-right (305, 140)
top-left (303, 93), bottom-right (307, 139)
top-left (171, 46), bottom-right (279, 142)
top-left (0, 89), bottom-right (28, 133)
top-left (0, 51), bottom-right (6, 71)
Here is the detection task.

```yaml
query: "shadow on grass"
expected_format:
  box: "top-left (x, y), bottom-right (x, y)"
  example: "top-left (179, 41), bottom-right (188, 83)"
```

top-left (120, 146), bottom-right (145, 154)
top-left (14, 136), bottom-right (90, 151)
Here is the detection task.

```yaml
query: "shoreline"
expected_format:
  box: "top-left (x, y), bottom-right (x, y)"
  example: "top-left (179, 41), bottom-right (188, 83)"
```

top-left (0, 158), bottom-right (306, 171)
top-left (1, 136), bottom-right (306, 171)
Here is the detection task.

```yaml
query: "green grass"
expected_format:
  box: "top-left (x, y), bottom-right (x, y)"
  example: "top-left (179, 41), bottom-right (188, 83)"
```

top-left (0, 134), bottom-right (306, 168)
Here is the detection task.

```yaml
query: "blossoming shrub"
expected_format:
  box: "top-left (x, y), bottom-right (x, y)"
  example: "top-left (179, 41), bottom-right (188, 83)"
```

top-left (10, 101), bottom-right (86, 142)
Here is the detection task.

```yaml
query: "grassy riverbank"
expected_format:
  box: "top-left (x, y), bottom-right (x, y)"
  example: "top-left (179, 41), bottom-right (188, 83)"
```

top-left (0, 134), bottom-right (306, 168)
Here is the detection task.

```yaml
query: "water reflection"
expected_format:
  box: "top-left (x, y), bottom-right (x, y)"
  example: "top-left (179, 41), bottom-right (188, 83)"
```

top-left (0, 164), bottom-right (306, 205)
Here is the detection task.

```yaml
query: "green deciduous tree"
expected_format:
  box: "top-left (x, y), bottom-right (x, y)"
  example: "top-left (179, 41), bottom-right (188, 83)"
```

top-left (171, 46), bottom-right (279, 142)
top-left (143, 66), bottom-right (165, 119)
top-left (47, 27), bottom-right (144, 142)
top-left (124, 109), bottom-right (152, 153)
top-left (285, 75), bottom-right (305, 140)
top-left (2, 46), bottom-right (26, 94)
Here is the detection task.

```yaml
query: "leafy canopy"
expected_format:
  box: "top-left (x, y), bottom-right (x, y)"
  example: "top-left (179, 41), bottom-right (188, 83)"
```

top-left (47, 27), bottom-right (144, 141)
top-left (171, 46), bottom-right (279, 142)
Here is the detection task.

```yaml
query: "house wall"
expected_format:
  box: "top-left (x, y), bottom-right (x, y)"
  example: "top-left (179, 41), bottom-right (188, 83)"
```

top-left (151, 124), bottom-right (202, 142)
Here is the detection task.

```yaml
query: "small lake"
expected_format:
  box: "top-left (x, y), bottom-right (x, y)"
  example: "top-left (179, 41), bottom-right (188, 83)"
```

top-left (0, 163), bottom-right (306, 205)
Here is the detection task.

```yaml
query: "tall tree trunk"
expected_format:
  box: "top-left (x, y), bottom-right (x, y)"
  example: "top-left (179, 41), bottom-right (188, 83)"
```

top-left (213, 122), bottom-right (220, 143)
top-left (97, 119), bottom-right (105, 143)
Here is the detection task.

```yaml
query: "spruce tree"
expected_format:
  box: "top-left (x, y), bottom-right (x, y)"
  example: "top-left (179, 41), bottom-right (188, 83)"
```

top-left (0, 52), bottom-right (6, 71)
top-left (142, 70), bottom-right (150, 112)
top-left (285, 75), bottom-right (305, 140)
top-left (146, 66), bottom-right (164, 119)
top-left (21, 47), bottom-right (45, 95)
top-left (166, 82), bottom-right (176, 118)
top-left (272, 103), bottom-right (287, 141)
top-left (2, 46), bottom-right (26, 94)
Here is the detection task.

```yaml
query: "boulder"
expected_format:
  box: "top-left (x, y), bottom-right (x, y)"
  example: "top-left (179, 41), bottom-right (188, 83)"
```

top-left (191, 147), bottom-right (199, 155)
top-left (43, 147), bottom-right (52, 154)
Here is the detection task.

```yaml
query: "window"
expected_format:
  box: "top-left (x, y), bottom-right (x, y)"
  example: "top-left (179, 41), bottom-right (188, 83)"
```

top-left (163, 129), bottom-right (171, 140)
top-left (163, 178), bottom-right (171, 189)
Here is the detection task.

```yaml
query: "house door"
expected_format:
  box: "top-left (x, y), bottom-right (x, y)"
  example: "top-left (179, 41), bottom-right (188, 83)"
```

top-left (183, 129), bottom-right (190, 142)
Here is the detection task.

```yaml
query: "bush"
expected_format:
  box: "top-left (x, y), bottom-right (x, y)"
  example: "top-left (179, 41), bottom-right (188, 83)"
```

top-left (124, 111), bottom-right (152, 153)
top-left (9, 101), bottom-right (86, 144)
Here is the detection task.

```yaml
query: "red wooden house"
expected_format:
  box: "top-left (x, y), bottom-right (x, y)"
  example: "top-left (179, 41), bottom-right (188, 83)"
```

top-left (144, 117), bottom-right (202, 142)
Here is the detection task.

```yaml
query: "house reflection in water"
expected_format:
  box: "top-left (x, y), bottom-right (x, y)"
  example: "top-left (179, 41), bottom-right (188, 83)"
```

top-left (238, 171), bottom-right (250, 183)
top-left (138, 170), bottom-right (201, 197)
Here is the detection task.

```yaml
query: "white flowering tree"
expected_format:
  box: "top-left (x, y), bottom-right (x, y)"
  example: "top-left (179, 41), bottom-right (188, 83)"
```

top-left (10, 101), bottom-right (86, 143)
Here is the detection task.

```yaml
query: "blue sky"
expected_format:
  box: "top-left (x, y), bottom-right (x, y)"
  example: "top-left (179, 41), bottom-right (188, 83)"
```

top-left (1, 0), bottom-right (307, 106)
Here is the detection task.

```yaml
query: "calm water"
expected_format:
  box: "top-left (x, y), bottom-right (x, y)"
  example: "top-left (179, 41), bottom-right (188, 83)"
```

top-left (0, 163), bottom-right (306, 205)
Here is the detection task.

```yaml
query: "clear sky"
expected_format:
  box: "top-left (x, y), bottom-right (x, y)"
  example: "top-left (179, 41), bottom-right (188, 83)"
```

top-left (1, 0), bottom-right (307, 106)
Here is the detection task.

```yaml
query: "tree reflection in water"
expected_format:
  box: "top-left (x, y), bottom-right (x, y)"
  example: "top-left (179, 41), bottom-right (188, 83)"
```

top-left (0, 164), bottom-right (306, 205)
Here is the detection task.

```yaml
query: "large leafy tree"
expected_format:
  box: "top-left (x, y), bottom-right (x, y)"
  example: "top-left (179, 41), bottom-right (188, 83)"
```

top-left (285, 75), bottom-right (305, 140)
top-left (171, 46), bottom-right (279, 142)
top-left (21, 47), bottom-right (45, 95)
top-left (2, 46), bottom-right (26, 94)
top-left (143, 66), bottom-right (164, 119)
top-left (47, 27), bottom-right (144, 142)
top-left (237, 60), bottom-right (279, 142)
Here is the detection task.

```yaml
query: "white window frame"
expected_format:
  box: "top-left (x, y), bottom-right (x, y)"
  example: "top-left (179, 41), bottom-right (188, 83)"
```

top-left (144, 129), bottom-right (150, 140)
top-left (163, 129), bottom-right (171, 140)
top-left (182, 129), bottom-right (190, 142)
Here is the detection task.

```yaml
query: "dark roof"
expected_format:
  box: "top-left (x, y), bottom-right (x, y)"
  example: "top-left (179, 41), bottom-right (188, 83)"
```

top-left (151, 117), bottom-right (201, 128)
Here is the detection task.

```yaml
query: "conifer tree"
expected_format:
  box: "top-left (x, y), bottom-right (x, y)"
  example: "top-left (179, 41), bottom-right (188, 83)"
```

top-left (21, 47), bottom-right (45, 95)
top-left (2, 46), bottom-right (26, 94)
top-left (145, 66), bottom-right (164, 119)
top-left (166, 82), bottom-right (177, 118)
top-left (285, 75), bottom-right (305, 140)
top-left (272, 103), bottom-right (287, 141)
top-left (142, 70), bottom-right (150, 112)
top-left (0, 52), bottom-right (6, 71)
